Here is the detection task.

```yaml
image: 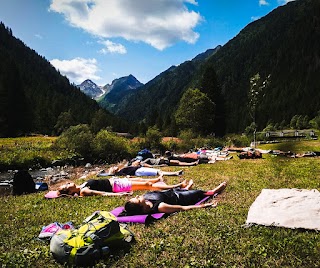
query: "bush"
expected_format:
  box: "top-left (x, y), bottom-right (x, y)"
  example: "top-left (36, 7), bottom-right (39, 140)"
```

top-left (92, 130), bottom-right (132, 163)
top-left (55, 124), bottom-right (94, 159)
top-left (144, 126), bottom-right (162, 150)
top-left (225, 134), bottom-right (251, 147)
top-left (177, 129), bottom-right (198, 152)
top-left (175, 130), bottom-right (226, 152)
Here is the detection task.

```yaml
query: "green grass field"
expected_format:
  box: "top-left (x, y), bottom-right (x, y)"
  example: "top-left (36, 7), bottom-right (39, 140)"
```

top-left (1, 139), bottom-right (320, 267)
top-left (0, 136), bottom-right (75, 171)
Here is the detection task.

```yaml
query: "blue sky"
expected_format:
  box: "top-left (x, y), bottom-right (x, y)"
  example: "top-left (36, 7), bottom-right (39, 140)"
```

top-left (0, 0), bottom-right (294, 86)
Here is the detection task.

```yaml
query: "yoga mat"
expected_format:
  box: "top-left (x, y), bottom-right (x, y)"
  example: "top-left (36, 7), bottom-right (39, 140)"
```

top-left (45, 190), bottom-right (59, 199)
top-left (111, 195), bottom-right (212, 224)
top-left (45, 190), bottom-right (79, 199)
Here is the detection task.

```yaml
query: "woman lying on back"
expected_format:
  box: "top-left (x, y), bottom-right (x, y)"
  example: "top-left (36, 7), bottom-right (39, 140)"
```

top-left (123, 181), bottom-right (227, 214)
top-left (57, 176), bottom-right (191, 197)
top-left (107, 162), bottom-right (183, 177)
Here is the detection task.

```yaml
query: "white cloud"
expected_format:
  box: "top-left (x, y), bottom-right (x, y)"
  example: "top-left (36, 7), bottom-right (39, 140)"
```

top-left (49, 0), bottom-right (202, 50)
top-left (50, 57), bottom-right (101, 84)
top-left (99, 40), bottom-right (127, 54)
top-left (35, 34), bottom-right (43, 39)
top-left (259, 0), bottom-right (269, 6)
top-left (184, 0), bottom-right (198, 5)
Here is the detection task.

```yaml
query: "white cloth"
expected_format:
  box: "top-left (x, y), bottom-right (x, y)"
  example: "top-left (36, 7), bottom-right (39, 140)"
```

top-left (135, 167), bottom-right (158, 176)
top-left (245, 188), bottom-right (320, 230)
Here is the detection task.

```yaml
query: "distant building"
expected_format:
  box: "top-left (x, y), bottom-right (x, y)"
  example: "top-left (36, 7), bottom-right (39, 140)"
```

top-left (115, 132), bottom-right (133, 138)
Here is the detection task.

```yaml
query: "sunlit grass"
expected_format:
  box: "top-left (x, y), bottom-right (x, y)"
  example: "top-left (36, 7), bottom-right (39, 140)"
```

top-left (0, 136), bottom-right (75, 170)
top-left (1, 151), bottom-right (320, 267)
top-left (258, 138), bottom-right (320, 153)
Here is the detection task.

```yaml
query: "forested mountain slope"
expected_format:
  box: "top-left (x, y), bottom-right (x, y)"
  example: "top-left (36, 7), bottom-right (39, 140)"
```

top-left (114, 0), bottom-right (320, 135)
top-left (205, 0), bottom-right (320, 133)
top-left (114, 47), bottom-right (220, 129)
top-left (0, 22), bottom-right (124, 137)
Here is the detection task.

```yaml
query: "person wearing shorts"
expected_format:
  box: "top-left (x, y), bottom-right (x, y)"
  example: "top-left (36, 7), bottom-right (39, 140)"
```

top-left (56, 177), bottom-right (192, 197)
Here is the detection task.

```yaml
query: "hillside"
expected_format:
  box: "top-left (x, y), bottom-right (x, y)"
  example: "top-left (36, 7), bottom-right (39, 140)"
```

top-left (204, 0), bottom-right (320, 133)
top-left (113, 0), bottom-right (320, 135)
top-left (0, 22), bottom-right (126, 137)
top-left (114, 47), bottom-right (221, 129)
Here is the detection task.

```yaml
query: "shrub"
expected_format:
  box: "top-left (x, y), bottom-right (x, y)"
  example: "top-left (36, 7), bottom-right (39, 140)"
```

top-left (92, 130), bottom-right (132, 163)
top-left (144, 126), bottom-right (162, 150)
top-left (225, 134), bottom-right (251, 147)
top-left (55, 124), bottom-right (94, 159)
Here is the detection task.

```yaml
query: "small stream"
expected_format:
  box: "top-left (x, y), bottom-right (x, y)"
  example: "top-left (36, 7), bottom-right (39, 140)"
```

top-left (0, 163), bottom-right (103, 195)
top-left (0, 165), bottom-right (82, 196)
top-left (0, 167), bottom-right (68, 182)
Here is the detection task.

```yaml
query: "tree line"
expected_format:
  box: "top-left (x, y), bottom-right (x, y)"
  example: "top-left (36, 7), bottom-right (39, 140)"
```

top-left (0, 22), bottom-right (129, 137)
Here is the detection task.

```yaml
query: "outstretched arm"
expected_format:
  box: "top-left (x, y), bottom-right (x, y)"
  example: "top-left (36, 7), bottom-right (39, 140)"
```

top-left (157, 201), bottom-right (218, 214)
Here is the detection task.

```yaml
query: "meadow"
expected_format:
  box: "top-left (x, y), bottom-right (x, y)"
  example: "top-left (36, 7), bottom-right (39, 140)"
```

top-left (0, 139), bottom-right (320, 267)
top-left (0, 136), bottom-right (74, 171)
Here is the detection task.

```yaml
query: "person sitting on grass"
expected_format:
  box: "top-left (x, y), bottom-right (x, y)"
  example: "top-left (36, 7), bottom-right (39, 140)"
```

top-left (123, 181), bottom-right (227, 215)
top-left (57, 176), bottom-right (191, 197)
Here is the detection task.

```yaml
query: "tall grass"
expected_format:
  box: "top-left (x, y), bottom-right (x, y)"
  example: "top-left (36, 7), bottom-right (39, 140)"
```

top-left (0, 136), bottom-right (74, 171)
top-left (1, 151), bottom-right (320, 267)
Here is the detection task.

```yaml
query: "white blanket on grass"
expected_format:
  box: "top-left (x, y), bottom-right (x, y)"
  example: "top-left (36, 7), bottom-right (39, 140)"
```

top-left (245, 188), bottom-right (320, 230)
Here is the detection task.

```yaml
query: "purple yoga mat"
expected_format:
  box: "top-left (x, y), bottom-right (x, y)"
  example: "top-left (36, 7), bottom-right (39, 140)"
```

top-left (111, 195), bottom-right (211, 224)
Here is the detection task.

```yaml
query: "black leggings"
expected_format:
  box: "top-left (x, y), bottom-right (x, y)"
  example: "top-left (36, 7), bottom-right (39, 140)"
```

top-left (174, 189), bottom-right (206, 206)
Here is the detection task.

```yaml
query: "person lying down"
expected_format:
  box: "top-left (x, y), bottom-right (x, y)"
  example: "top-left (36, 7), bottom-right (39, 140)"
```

top-left (123, 181), bottom-right (227, 215)
top-left (56, 176), bottom-right (192, 197)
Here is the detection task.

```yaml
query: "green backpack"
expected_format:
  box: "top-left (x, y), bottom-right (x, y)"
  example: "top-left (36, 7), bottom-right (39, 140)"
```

top-left (50, 211), bottom-right (134, 266)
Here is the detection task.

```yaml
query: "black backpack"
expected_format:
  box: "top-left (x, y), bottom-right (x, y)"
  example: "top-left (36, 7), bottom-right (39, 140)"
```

top-left (12, 170), bottom-right (35, 195)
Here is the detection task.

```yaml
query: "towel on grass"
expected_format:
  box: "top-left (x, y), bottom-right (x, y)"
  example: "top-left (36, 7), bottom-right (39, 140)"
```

top-left (245, 188), bottom-right (320, 231)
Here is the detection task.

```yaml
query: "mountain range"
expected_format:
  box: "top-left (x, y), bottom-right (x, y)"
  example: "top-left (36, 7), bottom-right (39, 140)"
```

top-left (78, 74), bottom-right (143, 113)
top-left (0, 22), bottom-right (127, 137)
top-left (78, 79), bottom-right (105, 99)
top-left (1, 0), bottom-right (320, 137)
top-left (104, 0), bottom-right (320, 135)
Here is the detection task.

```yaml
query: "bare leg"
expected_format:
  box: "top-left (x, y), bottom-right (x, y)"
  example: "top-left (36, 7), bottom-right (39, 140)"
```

top-left (131, 179), bottom-right (190, 191)
top-left (152, 179), bottom-right (190, 190)
top-left (204, 181), bottom-right (227, 196)
top-left (158, 170), bottom-right (184, 176)
top-left (169, 160), bottom-right (198, 166)
top-left (128, 176), bottom-right (162, 183)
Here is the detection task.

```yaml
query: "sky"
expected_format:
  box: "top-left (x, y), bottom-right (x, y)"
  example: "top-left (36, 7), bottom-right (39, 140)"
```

top-left (0, 0), bottom-right (295, 86)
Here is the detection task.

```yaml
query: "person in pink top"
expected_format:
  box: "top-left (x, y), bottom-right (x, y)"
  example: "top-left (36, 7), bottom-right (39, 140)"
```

top-left (56, 176), bottom-right (193, 197)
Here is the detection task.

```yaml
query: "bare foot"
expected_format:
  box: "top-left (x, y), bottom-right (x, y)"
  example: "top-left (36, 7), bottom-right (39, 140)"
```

top-left (216, 181), bottom-right (227, 193)
top-left (180, 179), bottom-right (188, 188)
top-left (158, 174), bottom-right (164, 182)
top-left (185, 179), bottom-right (193, 190)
